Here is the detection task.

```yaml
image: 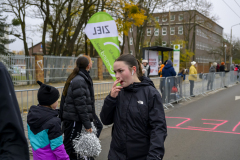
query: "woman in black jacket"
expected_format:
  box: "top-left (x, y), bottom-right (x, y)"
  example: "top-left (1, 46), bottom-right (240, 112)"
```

top-left (61, 56), bottom-right (97, 160)
top-left (100, 54), bottom-right (167, 160)
top-left (219, 62), bottom-right (228, 88)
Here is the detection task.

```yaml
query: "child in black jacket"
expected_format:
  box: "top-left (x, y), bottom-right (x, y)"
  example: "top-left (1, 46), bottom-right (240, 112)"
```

top-left (27, 81), bottom-right (69, 160)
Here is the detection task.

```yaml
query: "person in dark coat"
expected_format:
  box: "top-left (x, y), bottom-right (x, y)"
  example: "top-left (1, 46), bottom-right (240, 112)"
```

top-left (219, 62), bottom-right (228, 88)
top-left (100, 54), bottom-right (167, 160)
top-left (0, 62), bottom-right (29, 160)
top-left (27, 81), bottom-right (69, 160)
top-left (60, 56), bottom-right (99, 160)
top-left (216, 63), bottom-right (220, 72)
top-left (162, 60), bottom-right (176, 78)
top-left (162, 60), bottom-right (176, 103)
top-left (159, 60), bottom-right (168, 103)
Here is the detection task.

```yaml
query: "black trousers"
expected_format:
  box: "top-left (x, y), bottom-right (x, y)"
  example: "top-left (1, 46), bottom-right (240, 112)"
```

top-left (189, 80), bottom-right (194, 95)
top-left (63, 120), bottom-right (82, 160)
top-left (62, 116), bottom-right (102, 160)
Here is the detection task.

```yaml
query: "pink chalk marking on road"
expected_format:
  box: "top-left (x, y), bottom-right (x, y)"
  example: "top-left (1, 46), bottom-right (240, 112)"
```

top-left (166, 116), bottom-right (240, 134)
top-left (165, 116), bottom-right (191, 127)
top-left (187, 126), bottom-right (214, 130)
top-left (232, 122), bottom-right (240, 132)
top-left (187, 119), bottom-right (228, 130)
top-left (167, 126), bottom-right (240, 135)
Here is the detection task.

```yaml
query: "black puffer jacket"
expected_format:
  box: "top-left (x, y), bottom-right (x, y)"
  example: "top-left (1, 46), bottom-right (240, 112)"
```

top-left (62, 71), bottom-right (95, 129)
top-left (100, 76), bottom-right (167, 160)
top-left (0, 62), bottom-right (29, 160)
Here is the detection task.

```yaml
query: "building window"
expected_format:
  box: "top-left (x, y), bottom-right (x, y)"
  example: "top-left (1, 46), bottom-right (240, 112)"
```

top-left (155, 17), bottom-right (159, 22)
top-left (196, 42), bottom-right (200, 50)
top-left (154, 28), bottom-right (159, 36)
top-left (170, 27), bottom-right (175, 35)
top-left (207, 46), bottom-right (210, 51)
top-left (196, 15), bottom-right (200, 21)
top-left (197, 29), bottom-right (200, 36)
top-left (148, 42), bottom-right (151, 47)
top-left (130, 26), bottom-right (133, 32)
top-left (130, 37), bottom-right (133, 45)
top-left (130, 50), bottom-right (133, 55)
top-left (179, 14), bottom-right (183, 21)
top-left (162, 41), bottom-right (167, 47)
top-left (162, 27), bottom-right (167, 35)
top-left (203, 44), bottom-right (206, 51)
top-left (197, 15), bottom-right (203, 23)
top-left (200, 42), bottom-right (203, 50)
top-left (207, 23), bottom-right (212, 29)
top-left (170, 15), bottom-right (175, 21)
top-left (162, 15), bottom-right (167, 22)
top-left (178, 26), bottom-right (183, 35)
top-left (170, 41), bottom-right (173, 47)
top-left (147, 28), bottom-right (151, 36)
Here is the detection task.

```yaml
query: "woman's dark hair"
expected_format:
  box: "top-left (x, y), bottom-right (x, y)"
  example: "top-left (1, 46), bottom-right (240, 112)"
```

top-left (115, 54), bottom-right (143, 78)
top-left (164, 60), bottom-right (168, 65)
top-left (63, 56), bottom-right (89, 96)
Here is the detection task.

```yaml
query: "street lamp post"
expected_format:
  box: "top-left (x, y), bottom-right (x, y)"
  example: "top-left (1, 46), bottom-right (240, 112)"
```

top-left (224, 44), bottom-right (227, 64)
top-left (27, 37), bottom-right (33, 56)
top-left (230, 23), bottom-right (240, 65)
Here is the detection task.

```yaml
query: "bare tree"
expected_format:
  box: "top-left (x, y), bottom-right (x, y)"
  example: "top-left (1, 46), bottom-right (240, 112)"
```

top-left (3, 0), bottom-right (30, 56)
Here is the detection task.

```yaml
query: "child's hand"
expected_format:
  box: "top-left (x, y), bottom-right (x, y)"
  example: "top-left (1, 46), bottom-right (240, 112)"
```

top-left (85, 128), bottom-right (92, 133)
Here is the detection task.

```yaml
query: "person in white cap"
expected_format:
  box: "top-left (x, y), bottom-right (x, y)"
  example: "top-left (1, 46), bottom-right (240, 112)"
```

top-left (142, 59), bottom-right (151, 77)
top-left (189, 61), bottom-right (197, 97)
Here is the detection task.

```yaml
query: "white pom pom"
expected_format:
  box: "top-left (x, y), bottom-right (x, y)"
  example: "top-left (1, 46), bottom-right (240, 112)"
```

top-left (72, 122), bottom-right (102, 158)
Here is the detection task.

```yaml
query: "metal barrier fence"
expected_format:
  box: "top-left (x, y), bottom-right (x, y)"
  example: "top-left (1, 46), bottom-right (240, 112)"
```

top-left (17, 71), bottom-right (239, 115)
top-left (0, 55), bottom-right (35, 85)
top-left (159, 71), bottom-right (239, 108)
top-left (44, 56), bottom-right (99, 83)
top-left (0, 55), bottom-right (114, 85)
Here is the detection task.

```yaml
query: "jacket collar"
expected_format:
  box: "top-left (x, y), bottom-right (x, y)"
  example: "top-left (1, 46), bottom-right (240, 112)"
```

top-left (191, 65), bottom-right (196, 68)
top-left (78, 71), bottom-right (91, 84)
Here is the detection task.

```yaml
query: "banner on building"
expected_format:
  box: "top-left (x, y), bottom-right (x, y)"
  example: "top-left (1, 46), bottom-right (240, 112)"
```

top-left (84, 12), bottom-right (120, 80)
top-left (144, 50), bottom-right (159, 76)
top-left (173, 45), bottom-right (180, 73)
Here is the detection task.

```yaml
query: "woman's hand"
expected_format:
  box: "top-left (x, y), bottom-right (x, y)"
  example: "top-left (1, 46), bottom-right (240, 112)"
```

top-left (85, 128), bottom-right (93, 133)
top-left (110, 80), bottom-right (123, 98)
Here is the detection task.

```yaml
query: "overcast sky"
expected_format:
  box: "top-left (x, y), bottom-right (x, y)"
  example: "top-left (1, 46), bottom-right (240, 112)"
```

top-left (8, 0), bottom-right (240, 51)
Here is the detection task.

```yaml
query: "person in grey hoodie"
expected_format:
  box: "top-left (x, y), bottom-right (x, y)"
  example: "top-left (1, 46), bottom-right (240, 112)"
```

top-left (230, 62), bottom-right (235, 71)
top-left (230, 62), bottom-right (235, 83)
top-left (207, 62), bottom-right (217, 90)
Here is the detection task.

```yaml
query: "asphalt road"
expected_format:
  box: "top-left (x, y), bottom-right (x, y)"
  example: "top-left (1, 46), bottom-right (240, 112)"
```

top-left (96, 84), bottom-right (240, 160)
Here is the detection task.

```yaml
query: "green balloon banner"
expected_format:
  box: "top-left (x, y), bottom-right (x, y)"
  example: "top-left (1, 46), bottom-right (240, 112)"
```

top-left (84, 12), bottom-right (120, 80)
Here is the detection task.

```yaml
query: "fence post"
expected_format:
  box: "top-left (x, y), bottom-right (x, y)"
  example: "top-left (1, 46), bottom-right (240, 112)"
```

top-left (32, 52), bottom-right (44, 83)
top-left (97, 57), bottom-right (103, 80)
